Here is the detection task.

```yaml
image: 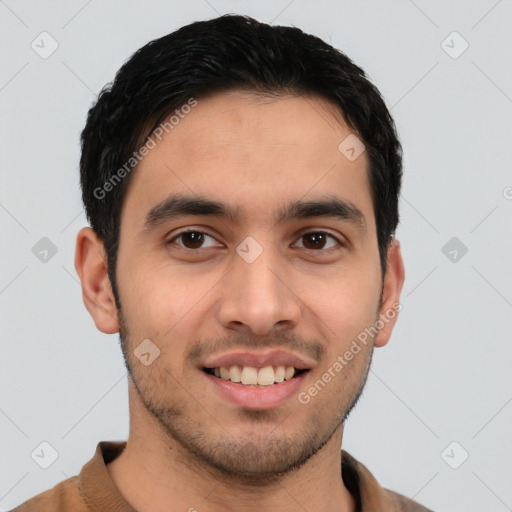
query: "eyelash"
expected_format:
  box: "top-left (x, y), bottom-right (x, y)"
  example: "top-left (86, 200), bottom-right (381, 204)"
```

top-left (167, 229), bottom-right (344, 252)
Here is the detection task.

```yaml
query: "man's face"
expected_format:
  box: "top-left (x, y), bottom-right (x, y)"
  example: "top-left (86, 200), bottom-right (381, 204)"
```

top-left (113, 91), bottom-right (393, 479)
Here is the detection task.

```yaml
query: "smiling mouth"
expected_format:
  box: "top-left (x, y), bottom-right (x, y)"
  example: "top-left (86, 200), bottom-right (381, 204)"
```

top-left (203, 365), bottom-right (309, 387)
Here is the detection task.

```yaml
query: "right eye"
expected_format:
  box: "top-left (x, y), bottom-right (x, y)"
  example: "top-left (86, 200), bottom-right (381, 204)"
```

top-left (167, 230), bottom-right (222, 251)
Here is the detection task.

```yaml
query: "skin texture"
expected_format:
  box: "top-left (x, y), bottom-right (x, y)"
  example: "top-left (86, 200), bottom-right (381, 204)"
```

top-left (75, 90), bottom-right (405, 512)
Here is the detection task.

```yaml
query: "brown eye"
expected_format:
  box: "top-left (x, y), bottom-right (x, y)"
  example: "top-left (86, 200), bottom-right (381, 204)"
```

top-left (169, 231), bottom-right (219, 250)
top-left (296, 232), bottom-right (340, 250)
top-left (180, 231), bottom-right (205, 249)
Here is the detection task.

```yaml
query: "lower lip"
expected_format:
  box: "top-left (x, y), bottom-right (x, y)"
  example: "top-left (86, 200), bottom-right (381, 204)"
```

top-left (203, 371), bottom-right (308, 410)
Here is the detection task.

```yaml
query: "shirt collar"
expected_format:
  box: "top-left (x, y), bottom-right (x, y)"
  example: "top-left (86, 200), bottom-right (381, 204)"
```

top-left (341, 449), bottom-right (397, 511)
top-left (77, 441), bottom-right (135, 512)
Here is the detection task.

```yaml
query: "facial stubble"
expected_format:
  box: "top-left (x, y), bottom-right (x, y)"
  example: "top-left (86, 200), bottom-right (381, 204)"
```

top-left (117, 307), bottom-right (375, 485)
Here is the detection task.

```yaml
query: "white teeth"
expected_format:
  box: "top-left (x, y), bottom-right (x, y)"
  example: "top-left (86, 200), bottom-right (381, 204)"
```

top-left (284, 366), bottom-right (295, 380)
top-left (240, 366), bottom-right (258, 385)
top-left (211, 365), bottom-right (298, 386)
top-left (274, 366), bottom-right (285, 383)
top-left (257, 366), bottom-right (275, 386)
top-left (229, 365), bottom-right (242, 383)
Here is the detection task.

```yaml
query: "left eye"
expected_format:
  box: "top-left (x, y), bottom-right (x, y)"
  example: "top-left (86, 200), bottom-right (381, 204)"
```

top-left (294, 232), bottom-right (341, 250)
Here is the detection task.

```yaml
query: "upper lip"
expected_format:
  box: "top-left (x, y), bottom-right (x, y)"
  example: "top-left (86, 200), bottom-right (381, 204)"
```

top-left (202, 349), bottom-right (315, 370)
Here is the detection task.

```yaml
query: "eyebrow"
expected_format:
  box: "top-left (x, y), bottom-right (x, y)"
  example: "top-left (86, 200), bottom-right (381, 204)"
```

top-left (142, 193), bottom-right (366, 231)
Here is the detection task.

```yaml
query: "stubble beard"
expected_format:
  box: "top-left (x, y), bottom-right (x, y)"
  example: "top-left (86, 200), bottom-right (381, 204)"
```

top-left (117, 309), bottom-right (374, 485)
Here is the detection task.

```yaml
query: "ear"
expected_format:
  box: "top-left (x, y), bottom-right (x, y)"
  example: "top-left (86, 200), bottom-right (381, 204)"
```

top-left (74, 227), bottom-right (120, 334)
top-left (374, 238), bottom-right (405, 348)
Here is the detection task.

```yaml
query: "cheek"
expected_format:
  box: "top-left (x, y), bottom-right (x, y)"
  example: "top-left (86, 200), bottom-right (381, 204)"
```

top-left (299, 265), bottom-right (381, 345)
top-left (115, 254), bottom-right (168, 336)
top-left (116, 255), bottom-right (217, 340)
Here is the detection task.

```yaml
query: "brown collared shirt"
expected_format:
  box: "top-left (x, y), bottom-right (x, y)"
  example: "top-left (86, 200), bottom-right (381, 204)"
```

top-left (11, 441), bottom-right (433, 511)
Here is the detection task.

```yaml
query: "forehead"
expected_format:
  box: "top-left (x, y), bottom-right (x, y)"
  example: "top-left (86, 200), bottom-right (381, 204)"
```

top-left (121, 90), bottom-right (374, 230)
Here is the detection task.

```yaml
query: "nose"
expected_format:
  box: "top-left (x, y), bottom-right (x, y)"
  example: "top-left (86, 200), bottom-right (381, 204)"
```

top-left (215, 245), bottom-right (302, 336)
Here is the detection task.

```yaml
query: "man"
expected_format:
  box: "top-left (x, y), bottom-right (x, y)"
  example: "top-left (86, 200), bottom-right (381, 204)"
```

top-left (13, 14), bottom-right (433, 512)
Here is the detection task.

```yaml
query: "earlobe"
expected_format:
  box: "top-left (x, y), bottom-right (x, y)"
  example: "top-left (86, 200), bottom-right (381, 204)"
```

top-left (374, 238), bottom-right (405, 348)
top-left (74, 227), bottom-right (120, 334)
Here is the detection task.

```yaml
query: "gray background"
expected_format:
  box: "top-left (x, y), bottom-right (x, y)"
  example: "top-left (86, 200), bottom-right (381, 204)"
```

top-left (1, 1), bottom-right (511, 511)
